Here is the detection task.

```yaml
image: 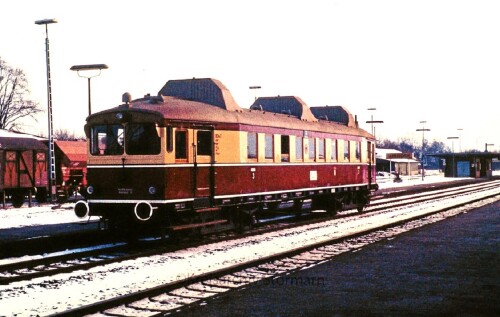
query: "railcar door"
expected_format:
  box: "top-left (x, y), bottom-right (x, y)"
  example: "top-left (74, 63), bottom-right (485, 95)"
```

top-left (192, 128), bottom-right (215, 206)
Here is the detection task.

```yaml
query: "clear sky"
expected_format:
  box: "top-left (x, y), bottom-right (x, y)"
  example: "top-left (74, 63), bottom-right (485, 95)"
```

top-left (1, 0), bottom-right (499, 151)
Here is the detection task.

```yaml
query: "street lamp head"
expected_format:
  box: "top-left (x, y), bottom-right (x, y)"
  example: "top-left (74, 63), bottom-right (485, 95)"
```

top-left (35, 19), bottom-right (58, 25)
top-left (70, 64), bottom-right (109, 71)
top-left (367, 107), bottom-right (376, 111)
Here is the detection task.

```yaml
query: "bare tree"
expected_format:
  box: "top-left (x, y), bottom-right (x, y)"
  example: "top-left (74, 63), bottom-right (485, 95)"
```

top-left (54, 128), bottom-right (85, 141)
top-left (0, 57), bottom-right (43, 130)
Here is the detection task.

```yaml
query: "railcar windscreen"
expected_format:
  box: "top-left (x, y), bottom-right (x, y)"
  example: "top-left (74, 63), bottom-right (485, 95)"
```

top-left (90, 125), bottom-right (124, 155)
top-left (125, 123), bottom-right (161, 155)
top-left (90, 123), bottom-right (161, 156)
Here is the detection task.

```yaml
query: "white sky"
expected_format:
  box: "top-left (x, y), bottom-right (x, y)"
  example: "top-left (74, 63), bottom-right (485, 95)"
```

top-left (1, 0), bottom-right (499, 151)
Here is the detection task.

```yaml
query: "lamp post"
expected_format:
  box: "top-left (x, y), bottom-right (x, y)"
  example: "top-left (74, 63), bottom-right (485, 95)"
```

top-left (70, 64), bottom-right (109, 116)
top-left (457, 128), bottom-right (463, 152)
top-left (35, 18), bottom-right (58, 203)
top-left (366, 108), bottom-right (383, 141)
top-left (485, 143), bottom-right (494, 152)
top-left (447, 136), bottom-right (459, 177)
top-left (249, 85), bottom-right (261, 101)
top-left (416, 121), bottom-right (430, 181)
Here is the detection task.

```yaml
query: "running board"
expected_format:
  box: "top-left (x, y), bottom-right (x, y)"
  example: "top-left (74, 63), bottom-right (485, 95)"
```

top-left (195, 207), bottom-right (221, 213)
top-left (169, 219), bottom-right (228, 231)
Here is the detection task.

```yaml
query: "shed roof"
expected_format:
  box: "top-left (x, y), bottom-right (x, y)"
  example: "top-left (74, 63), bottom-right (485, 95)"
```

top-left (0, 138), bottom-right (47, 151)
top-left (0, 129), bottom-right (47, 151)
top-left (428, 152), bottom-right (500, 159)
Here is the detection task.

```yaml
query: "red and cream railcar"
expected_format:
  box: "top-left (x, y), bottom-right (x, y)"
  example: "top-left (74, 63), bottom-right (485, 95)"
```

top-left (75, 78), bottom-right (377, 231)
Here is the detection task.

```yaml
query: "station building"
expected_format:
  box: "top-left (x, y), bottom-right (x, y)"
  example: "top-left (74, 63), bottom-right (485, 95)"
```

top-left (429, 152), bottom-right (500, 178)
top-left (376, 149), bottom-right (420, 176)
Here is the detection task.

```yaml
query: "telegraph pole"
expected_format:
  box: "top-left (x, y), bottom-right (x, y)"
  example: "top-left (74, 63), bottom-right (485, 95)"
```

top-left (416, 121), bottom-right (430, 181)
top-left (35, 18), bottom-right (58, 202)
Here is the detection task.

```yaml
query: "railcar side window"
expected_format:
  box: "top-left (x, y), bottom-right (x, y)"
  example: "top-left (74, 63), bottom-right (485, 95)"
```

top-left (295, 136), bottom-right (303, 160)
top-left (344, 140), bottom-right (350, 162)
top-left (265, 134), bottom-right (273, 159)
top-left (331, 139), bottom-right (337, 161)
top-left (126, 123), bottom-right (161, 155)
top-left (318, 138), bottom-right (325, 160)
top-left (175, 130), bottom-right (187, 159)
top-left (355, 142), bottom-right (361, 161)
top-left (309, 137), bottom-right (316, 160)
top-left (197, 130), bottom-right (212, 156)
top-left (90, 125), bottom-right (124, 155)
top-left (247, 132), bottom-right (257, 159)
top-left (281, 135), bottom-right (290, 162)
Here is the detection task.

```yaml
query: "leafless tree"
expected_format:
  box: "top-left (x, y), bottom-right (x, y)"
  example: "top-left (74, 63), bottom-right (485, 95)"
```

top-left (54, 128), bottom-right (85, 141)
top-left (0, 57), bottom-right (43, 130)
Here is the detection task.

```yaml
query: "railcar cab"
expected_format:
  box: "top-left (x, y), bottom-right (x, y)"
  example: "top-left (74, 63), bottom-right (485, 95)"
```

top-left (76, 108), bottom-right (167, 224)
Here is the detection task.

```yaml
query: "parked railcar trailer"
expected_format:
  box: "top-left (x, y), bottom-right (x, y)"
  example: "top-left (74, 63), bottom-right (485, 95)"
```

top-left (74, 78), bottom-right (378, 233)
top-left (0, 130), bottom-right (48, 208)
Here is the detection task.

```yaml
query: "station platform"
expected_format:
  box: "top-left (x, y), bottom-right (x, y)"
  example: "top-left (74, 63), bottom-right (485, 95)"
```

top-left (175, 199), bottom-right (500, 316)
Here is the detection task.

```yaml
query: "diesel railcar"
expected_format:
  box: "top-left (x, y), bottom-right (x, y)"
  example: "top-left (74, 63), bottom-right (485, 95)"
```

top-left (74, 78), bottom-right (378, 232)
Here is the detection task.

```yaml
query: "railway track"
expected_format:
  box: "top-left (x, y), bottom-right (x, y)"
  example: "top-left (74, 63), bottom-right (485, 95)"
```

top-left (0, 178), bottom-right (485, 260)
top-left (0, 180), bottom-right (498, 289)
top-left (83, 205), bottom-right (484, 317)
top-left (30, 180), bottom-right (498, 316)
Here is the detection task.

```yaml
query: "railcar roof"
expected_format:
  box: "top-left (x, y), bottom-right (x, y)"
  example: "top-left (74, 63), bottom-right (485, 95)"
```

top-left (88, 78), bottom-right (373, 139)
top-left (92, 96), bottom-right (372, 139)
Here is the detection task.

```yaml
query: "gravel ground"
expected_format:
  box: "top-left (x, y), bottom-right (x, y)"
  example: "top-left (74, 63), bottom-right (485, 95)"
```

top-left (175, 200), bottom-right (500, 317)
top-left (0, 176), bottom-right (497, 316)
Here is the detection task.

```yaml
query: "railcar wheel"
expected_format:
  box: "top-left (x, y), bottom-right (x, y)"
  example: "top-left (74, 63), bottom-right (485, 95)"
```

top-left (326, 196), bottom-right (339, 216)
top-left (233, 205), bottom-right (258, 233)
top-left (240, 203), bottom-right (261, 226)
top-left (334, 194), bottom-right (345, 212)
top-left (292, 199), bottom-right (303, 213)
top-left (355, 191), bottom-right (369, 213)
top-left (356, 203), bottom-right (365, 213)
top-left (291, 199), bottom-right (304, 218)
top-left (11, 192), bottom-right (24, 208)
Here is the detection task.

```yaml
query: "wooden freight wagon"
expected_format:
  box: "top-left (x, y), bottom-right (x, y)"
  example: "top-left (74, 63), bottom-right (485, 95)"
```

top-left (0, 130), bottom-right (48, 207)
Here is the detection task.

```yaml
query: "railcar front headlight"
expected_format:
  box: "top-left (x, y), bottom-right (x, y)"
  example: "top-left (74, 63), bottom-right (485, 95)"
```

top-left (148, 186), bottom-right (157, 195)
top-left (87, 185), bottom-right (94, 195)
